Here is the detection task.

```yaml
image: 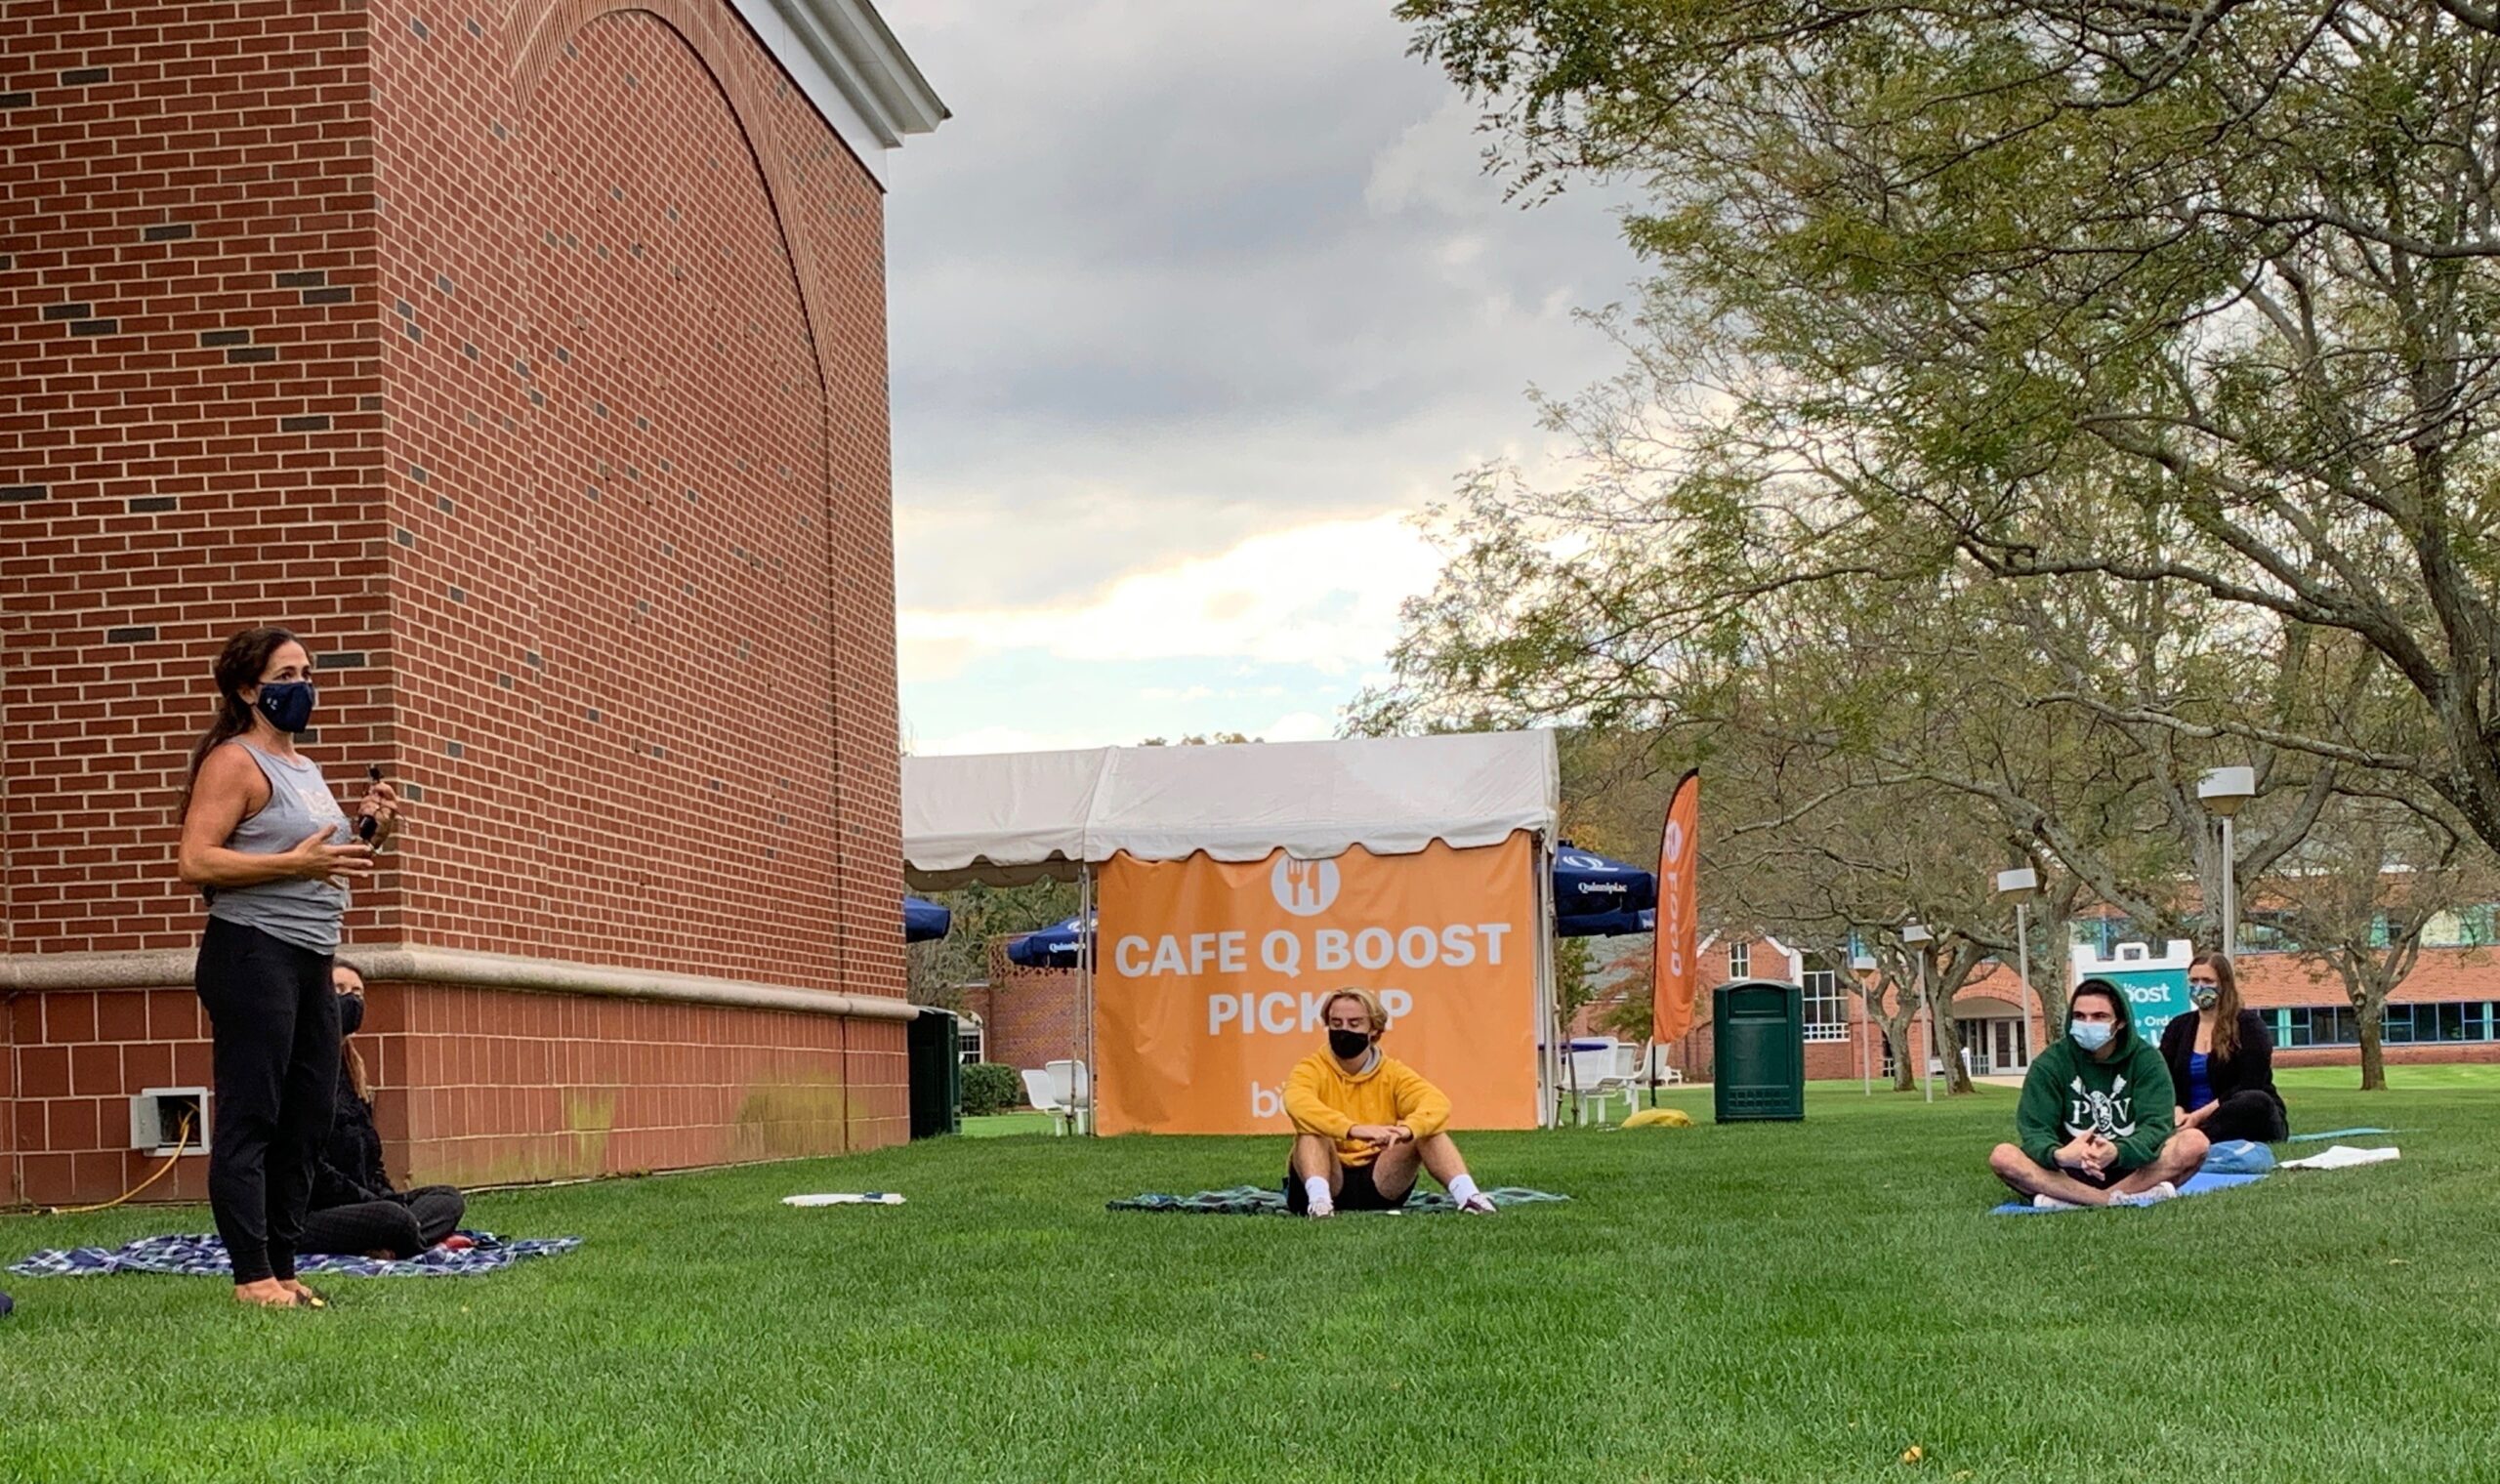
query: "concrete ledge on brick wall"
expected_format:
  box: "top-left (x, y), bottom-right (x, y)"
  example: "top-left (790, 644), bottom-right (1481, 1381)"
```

top-left (0, 946), bottom-right (915, 1020)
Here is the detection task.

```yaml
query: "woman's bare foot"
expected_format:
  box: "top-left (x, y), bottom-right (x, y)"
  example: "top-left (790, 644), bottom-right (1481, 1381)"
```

top-left (233, 1278), bottom-right (301, 1308)
top-left (278, 1278), bottom-right (327, 1308)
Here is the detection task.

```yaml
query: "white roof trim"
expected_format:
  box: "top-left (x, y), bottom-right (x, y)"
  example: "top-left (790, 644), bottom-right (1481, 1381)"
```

top-left (730, 0), bottom-right (948, 187)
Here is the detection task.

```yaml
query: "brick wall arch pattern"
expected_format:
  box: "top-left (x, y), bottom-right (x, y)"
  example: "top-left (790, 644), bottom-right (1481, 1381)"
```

top-left (501, 0), bottom-right (866, 988)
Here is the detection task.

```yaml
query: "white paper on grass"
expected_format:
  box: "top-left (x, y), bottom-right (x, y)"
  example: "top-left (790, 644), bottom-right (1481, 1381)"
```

top-left (781, 1192), bottom-right (906, 1206)
top-left (901, 731), bottom-right (1562, 889)
top-left (2276, 1144), bottom-right (2401, 1171)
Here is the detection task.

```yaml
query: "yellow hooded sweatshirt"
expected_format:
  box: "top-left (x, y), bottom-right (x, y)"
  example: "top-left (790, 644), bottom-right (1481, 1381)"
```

top-left (1282, 1048), bottom-right (1452, 1168)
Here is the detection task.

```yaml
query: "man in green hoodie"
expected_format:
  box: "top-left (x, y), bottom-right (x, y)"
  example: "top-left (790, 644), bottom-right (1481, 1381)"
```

top-left (1988, 977), bottom-right (2210, 1208)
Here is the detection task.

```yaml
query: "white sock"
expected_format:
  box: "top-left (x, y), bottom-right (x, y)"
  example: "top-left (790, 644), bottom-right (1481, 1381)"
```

top-left (1447, 1175), bottom-right (1480, 1204)
top-left (1304, 1176), bottom-right (1333, 1208)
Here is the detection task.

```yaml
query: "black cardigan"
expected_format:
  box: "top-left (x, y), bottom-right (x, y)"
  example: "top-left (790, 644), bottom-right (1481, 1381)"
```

top-left (2158, 1008), bottom-right (2283, 1114)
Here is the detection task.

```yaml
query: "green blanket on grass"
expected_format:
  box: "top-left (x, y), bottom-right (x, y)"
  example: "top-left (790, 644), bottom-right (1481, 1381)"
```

top-left (1107, 1186), bottom-right (1568, 1216)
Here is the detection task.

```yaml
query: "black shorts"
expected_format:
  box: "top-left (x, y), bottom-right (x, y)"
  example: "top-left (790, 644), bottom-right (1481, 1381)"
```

top-left (2067, 1162), bottom-right (2142, 1191)
top-left (1284, 1159), bottom-right (1413, 1214)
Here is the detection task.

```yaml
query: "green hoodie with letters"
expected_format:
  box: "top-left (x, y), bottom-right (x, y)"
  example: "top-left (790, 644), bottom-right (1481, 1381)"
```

top-left (2015, 991), bottom-right (2177, 1172)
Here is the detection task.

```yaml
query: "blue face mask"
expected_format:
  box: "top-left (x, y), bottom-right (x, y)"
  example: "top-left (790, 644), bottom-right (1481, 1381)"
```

top-left (2071, 1020), bottom-right (2115, 1052)
top-left (254, 680), bottom-right (315, 734)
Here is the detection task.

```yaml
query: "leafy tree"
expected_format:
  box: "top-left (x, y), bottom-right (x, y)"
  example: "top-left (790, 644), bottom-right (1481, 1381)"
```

top-left (1396, 0), bottom-right (2500, 860)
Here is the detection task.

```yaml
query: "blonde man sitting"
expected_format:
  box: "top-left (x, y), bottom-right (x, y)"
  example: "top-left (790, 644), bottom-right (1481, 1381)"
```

top-left (1283, 988), bottom-right (1495, 1217)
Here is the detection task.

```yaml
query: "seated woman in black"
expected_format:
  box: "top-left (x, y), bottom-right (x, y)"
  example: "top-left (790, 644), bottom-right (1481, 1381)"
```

top-left (2160, 953), bottom-right (2289, 1143)
top-left (299, 961), bottom-right (469, 1258)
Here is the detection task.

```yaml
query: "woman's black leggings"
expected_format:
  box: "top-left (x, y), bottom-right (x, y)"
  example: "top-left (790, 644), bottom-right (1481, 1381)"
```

top-left (194, 917), bottom-right (339, 1285)
top-left (2199, 1090), bottom-right (2290, 1143)
top-left (300, 1187), bottom-right (467, 1259)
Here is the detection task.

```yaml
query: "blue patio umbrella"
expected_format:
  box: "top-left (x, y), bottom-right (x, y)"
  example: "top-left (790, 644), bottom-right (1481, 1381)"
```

top-left (1007, 914), bottom-right (1094, 969)
top-left (1554, 845), bottom-right (1657, 923)
top-left (1559, 906), bottom-right (1653, 939)
top-left (903, 895), bottom-right (952, 944)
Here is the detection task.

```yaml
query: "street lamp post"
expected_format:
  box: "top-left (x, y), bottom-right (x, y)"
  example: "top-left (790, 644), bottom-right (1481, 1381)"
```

top-left (1852, 952), bottom-right (1879, 1095)
top-left (1901, 921), bottom-right (1935, 1103)
top-left (2197, 766), bottom-right (2257, 956)
top-left (1994, 867), bottom-right (2041, 1071)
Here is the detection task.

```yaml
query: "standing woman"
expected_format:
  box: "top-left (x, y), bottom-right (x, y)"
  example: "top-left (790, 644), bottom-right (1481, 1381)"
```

top-left (176, 628), bottom-right (399, 1308)
top-left (2160, 953), bottom-right (2290, 1143)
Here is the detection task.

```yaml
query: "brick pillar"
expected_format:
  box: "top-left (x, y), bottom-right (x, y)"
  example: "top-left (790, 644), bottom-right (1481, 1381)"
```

top-left (2, 0), bottom-right (926, 1206)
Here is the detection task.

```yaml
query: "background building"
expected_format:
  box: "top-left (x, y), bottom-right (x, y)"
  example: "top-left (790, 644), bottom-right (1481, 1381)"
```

top-left (1, 0), bottom-right (943, 1206)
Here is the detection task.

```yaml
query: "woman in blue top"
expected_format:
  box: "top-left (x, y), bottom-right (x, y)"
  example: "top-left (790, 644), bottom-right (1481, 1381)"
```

top-left (2158, 953), bottom-right (2288, 1144)
top-left (176, 628), bottom-right (399, 1308)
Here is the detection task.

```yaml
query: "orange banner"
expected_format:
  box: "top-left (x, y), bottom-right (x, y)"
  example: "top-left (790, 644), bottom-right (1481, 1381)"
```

top-left (1652, 770), bottom-right (1700, 1042)
top-left (1094, 835), bottom-right (1540, 1135)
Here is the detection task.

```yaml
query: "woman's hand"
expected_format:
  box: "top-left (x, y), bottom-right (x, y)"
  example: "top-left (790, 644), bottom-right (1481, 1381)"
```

top-left (284, 828), bottom-right (373, 884)
top-left (356, 779), bottom-right (401, 845)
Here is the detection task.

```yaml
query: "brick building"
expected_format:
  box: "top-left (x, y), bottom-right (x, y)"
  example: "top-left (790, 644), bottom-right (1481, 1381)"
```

top-left (1582, 931), bottom-right (2500, 1085)
top-left (954, 940), bottom-right (1085, 1084)
top-left (1, 1), bottom-right (945, 1205)
top-left (1576, 933), bottom-right (2053, 1088)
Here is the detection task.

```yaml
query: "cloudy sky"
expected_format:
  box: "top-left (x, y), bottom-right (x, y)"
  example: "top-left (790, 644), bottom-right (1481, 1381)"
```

top-left (883, 2), bottom-right (1640, 756)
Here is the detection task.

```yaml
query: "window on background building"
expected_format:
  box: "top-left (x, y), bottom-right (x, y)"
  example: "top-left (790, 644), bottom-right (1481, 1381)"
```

top-left (1729, 941), bottom-right (1750, 979)
top-left (2384, 1005), bottom-right (2416, 1044)
top-left (1802, 968), bottom-right (1848, 1042)
top-left (2286, 1007), bottom-right (2363, 1047)
top-left (958, 1018), bottom-right (985, 1065)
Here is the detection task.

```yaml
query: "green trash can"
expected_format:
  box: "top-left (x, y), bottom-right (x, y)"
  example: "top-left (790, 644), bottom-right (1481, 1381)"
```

top-left (1713, 979), bottom-right (1805, 1122)
top-left (907, 1007), bottom-right (963, 1139)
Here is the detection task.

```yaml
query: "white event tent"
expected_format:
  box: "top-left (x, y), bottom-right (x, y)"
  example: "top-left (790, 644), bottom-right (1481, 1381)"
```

top-left (902, 730), bottom-right (1564, 1125)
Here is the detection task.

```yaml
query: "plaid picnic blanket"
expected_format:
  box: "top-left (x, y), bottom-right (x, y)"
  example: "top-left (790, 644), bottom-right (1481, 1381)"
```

top-left (9, 1230), bottom-right (580, 1279)
top-left (1108, 1185), bottom-right (1569, 1216)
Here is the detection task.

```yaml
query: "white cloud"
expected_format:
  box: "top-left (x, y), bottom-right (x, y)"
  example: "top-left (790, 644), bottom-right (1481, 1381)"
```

top-left (898, 514), bottom-right (1440, 676)
top-left (1260, 710), bottom-right (1334, 742)
top-left (881, 2), bottom-right (1641, 744)
top-left (909, 722), bottom-right (1107, 758)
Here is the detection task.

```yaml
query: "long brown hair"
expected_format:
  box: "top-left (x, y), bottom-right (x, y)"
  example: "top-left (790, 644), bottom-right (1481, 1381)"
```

top-left (2191, 952), bottom-right (2242, 1060)
top-left (335, 959), bottom-right (372, 1103)
top-left (177, 626), bottom-right (299, 821)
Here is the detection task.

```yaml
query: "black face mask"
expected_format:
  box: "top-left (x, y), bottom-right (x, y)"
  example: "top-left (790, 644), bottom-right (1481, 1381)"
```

top-left (337, 992), bottom-right (364, 1038)
top-left (254, 680), bottom-right (315, 734)
top-left (1328, 1028), bottom-right (1371, 1060)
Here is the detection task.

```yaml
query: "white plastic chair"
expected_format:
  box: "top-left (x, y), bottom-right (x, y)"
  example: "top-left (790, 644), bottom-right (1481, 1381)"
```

top-left (1568, 1041), bottom-right (1638, 1126)
top-left (1644, 1043), bottom-right (1686, 1088)
top-left (1045, 1058), bottom-right (1092, 1134)
top-left (1021, 1068), bottom-right (1075, 1135)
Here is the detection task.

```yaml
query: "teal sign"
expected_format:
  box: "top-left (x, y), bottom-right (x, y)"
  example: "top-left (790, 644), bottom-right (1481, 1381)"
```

top-left (2070, 940), bottom-right (2195, 1045)
top-left (2097, 967), bottom-right (2190, 1043)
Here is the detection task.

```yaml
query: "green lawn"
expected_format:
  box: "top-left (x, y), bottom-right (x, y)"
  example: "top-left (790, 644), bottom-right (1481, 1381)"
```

top-left (3, 1084), bottom-right (2488, 1482)
top-left (961, 1110), bottom-right (1058, 1137)
top-left (2272, 1062), bottom-right (2500, 1092)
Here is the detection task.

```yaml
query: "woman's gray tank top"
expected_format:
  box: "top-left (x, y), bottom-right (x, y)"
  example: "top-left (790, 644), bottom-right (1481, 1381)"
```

top-left (205, 743), bottom-right (351, 953)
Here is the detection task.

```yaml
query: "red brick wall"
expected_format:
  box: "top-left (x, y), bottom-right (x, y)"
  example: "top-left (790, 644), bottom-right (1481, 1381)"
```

top-left (0, 0), bottom-right (382, 956)
top-left (6, 983), bottom-right (900, 1205)
top-left (370, 982), bottom-right (902, 1185)
top-left (360, 0), bottom-right (902, 992)
top-left (963, 943), bottom-right (1085, 1083)
top-left (2, 2), bottom-right (913, 1205)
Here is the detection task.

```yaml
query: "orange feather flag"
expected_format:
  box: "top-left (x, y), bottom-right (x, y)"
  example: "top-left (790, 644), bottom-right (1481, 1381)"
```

top-left (1651, 769), bottom-right (1701, 1042)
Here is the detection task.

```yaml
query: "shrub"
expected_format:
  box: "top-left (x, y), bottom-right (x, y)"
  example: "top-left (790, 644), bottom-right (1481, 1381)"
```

top-left (962, 1061), bottom-right (1021, 1117)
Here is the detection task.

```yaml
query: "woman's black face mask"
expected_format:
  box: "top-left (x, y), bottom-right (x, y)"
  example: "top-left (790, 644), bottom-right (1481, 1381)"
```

top-left (337, 991), bottom-right (364, 1038)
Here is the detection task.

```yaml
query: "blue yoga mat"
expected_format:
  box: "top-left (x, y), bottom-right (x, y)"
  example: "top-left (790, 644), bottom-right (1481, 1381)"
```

top-left (2286, 1127), bottom-right (2396, 1142)
top-left (1991, 1171), bottom-right (2266, 1215)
